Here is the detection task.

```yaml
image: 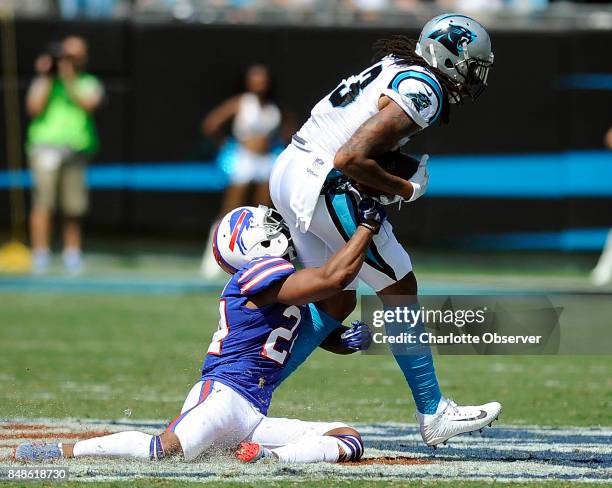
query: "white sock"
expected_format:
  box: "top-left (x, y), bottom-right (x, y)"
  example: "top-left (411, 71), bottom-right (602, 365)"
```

top-left (271, 435), bottom-right (340, 464)
top-left (72, 431), bottom-right (153, 459)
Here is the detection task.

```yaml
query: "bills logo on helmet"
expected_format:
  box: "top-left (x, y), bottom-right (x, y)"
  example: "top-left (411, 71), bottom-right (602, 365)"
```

top-left (228, 208), bottom-right (254, 254)
top-left (428, 25), bottom-right (476, 56)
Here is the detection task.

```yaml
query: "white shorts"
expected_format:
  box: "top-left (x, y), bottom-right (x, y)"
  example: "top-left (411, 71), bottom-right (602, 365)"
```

top-left (168, 380), bottom-right (346, 461)
top-left (270, 144), bottom-right (412, 292)
top-left (229, 145), bottom-right (275, 185)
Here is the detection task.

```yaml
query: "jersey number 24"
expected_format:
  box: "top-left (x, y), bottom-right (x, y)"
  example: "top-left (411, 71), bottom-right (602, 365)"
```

top-left (261, 305), bottom-right (301, 365)
top-left (208, 301), bottom-right (301, 367)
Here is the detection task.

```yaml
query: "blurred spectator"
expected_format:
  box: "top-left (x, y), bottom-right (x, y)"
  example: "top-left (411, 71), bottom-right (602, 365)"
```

top-left (436, 0), bottom-right (504, 12)
top-left (8, 0), bottom-right (52, 15)
top-left (605, 127), bottom-right (612, 149)
top-left (272, 0), bottom-right (316, 8)
top-left (352, 0), bottom-right (391, 13)
top-left (590, 126), bottom-right (612, 286)
top-left (394, 0), bottom-right (424, 13)
top-left (26, 36), bottom-right (104, 274)
top-left (436, 0), bottom-right (549, 11)
top-left (59, 0), bottom-right (118, 18)
top-left (200, 64), bottom-right (282, 278)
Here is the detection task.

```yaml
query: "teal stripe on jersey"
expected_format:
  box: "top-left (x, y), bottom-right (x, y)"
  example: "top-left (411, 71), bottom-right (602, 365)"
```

top-left (329, 193), bottom-right (381, 267)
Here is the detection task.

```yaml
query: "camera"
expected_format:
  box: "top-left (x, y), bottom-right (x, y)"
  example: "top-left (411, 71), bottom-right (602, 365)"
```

top-left (43, 42), bottom-right (66, 74)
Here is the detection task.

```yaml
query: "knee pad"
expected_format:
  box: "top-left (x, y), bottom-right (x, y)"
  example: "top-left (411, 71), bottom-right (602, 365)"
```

top-left (332, 434), bottom-right (364, 462)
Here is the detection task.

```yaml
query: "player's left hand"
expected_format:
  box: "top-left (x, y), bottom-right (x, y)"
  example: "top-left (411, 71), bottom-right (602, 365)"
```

top-left (341, 321), bottom-right (373, 351)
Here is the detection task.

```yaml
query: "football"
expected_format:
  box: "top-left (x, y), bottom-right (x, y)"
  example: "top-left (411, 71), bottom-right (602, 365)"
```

top-left (354, 152), bottom-right (421, 197)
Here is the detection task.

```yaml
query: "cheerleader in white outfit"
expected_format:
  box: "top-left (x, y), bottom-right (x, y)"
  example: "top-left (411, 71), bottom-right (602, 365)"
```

top-left (201, 65), bottom-right (282, 277)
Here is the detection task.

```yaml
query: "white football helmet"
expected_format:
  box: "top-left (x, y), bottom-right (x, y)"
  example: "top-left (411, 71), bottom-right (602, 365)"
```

top-left (213, 205), bottom-right (294, 274)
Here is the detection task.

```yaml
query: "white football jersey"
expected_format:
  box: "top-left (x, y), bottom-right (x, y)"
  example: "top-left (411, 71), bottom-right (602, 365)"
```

top-left (294, 55), bottom-right (444, 158)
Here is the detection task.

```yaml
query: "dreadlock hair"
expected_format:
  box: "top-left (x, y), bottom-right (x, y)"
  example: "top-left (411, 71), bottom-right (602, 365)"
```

top-left (372, 35), bottom-right (462, 125)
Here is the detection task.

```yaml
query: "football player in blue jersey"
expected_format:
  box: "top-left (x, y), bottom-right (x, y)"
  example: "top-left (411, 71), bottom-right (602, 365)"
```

top-left (15, 201), bottom-right (384, 465)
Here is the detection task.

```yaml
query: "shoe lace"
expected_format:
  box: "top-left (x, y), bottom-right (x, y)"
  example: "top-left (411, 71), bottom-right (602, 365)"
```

top-left (444, 398), bottom-right (462, 417)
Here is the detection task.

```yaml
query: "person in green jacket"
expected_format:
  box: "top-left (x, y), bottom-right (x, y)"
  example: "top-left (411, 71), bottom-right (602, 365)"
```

top-left (26, 36), bottom-right (104, 274)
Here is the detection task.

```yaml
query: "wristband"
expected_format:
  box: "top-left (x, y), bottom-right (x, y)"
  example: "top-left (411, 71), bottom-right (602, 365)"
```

top-left (407, 182), bottom-right (422, 202)
top-left (358, 221), bottom-right (380, 234)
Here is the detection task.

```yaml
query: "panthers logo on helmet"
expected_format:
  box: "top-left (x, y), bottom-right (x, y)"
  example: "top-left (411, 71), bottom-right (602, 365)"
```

top-left (408, 92), bottom-right (431, 111)
top-left (228, 208), bottom-right (254, 255)
top-left (428, 25), bottom-right (477, 56)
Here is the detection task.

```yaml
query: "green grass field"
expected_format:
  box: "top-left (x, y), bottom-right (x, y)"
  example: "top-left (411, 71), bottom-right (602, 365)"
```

top-left (1, 291), bottom-right (610, 425)
top-left (0, 251), bottom-right (610, 486)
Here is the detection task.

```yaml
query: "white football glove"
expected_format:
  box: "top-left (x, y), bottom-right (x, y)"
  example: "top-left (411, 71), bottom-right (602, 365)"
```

top-left (407, 154), bottom-right (429, 203)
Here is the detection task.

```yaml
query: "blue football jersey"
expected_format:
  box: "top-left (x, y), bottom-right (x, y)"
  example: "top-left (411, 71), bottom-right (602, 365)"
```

top-left (200, 256), bottom-right (307, 414)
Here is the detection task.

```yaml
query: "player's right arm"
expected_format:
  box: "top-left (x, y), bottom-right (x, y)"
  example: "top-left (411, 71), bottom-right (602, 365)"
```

top-left (333, 97), bottom-right (421, 201)
top-left (253, 200), bottom-right (386, 307)
top-left (277, 226), bottom-right (373, 305)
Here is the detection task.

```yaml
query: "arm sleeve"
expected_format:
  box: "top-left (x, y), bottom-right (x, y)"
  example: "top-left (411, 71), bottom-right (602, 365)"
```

top-left (234, 257), bottom-right (296, 296)
top-left (382, 70), bottom-right (443, 128)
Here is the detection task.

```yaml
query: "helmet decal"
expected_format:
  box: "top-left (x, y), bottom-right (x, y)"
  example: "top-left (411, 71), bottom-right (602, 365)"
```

top-left (228, 208), bottom-right (254, 254)
top-left (428, 25), bottom-right (477, 57)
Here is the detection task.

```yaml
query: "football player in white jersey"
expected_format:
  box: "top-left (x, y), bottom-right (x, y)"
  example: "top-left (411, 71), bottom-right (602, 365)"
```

top-left (271, 14), bottom-right (502, 448)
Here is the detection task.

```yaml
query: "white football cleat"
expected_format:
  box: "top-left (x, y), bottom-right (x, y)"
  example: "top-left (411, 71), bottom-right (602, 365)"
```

top-left (417, 397), bottom-right (502, 448)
